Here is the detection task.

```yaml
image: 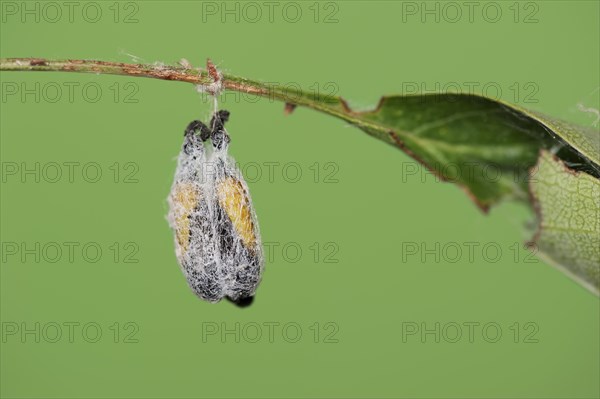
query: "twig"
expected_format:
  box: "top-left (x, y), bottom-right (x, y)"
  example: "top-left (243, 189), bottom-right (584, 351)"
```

top-left (0, 57), bottom-right (348, 119)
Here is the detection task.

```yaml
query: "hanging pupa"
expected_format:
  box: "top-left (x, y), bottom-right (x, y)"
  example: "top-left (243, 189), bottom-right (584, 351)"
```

top-left (167, 110), bottom-right (264, 307)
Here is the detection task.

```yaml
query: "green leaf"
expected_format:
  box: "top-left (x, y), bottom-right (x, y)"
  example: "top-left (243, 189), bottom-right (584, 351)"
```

top-left (323, 94), bottom-right (599, 212)
top-left (234, 82), bottom-right (600, 294)
top-left (528, 151), bottom-right (600, 294)
top-left (311, 93), bottom-right (600, 295)
top-left (241, 81), bottom-right (600, 212)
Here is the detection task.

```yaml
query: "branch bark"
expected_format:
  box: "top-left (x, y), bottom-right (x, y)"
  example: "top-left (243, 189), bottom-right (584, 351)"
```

top-left (0, 57), bottom-right (349, 119)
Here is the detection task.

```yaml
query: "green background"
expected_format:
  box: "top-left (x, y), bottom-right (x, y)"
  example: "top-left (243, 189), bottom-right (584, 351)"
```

top-left (1, 1), bottom-right (599, 398)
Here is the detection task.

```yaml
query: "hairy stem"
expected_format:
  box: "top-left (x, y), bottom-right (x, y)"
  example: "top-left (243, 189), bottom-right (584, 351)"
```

top-left (0, 57), bottom-right (351, 121)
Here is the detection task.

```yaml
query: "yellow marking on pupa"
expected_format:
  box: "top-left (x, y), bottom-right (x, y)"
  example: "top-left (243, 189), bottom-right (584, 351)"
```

top-left (171, 183), bottom-right (201, 253)
top-left (217, 176), bottom-right (256, 249)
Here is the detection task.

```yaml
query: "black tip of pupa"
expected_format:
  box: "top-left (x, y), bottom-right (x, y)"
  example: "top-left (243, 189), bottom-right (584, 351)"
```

top-left (226, 296), bottom-right (254, 308)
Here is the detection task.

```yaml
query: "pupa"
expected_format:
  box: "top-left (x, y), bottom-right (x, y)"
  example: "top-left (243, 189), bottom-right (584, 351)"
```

top-left (168, 110), bottom-right (264, 307)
